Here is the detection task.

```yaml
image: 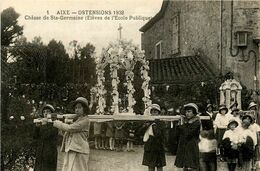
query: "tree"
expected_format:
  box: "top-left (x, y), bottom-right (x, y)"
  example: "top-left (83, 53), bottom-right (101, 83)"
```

top-left (79, 43), bottom-right (96, 85)
top-left (46, 39), bottom-right (70, 85)
top-left (10, 36), bottom-right (48, 84)
top-left (1, 7), bottom-right (23, 136)
top-left (1, 7), bottom-right (23, 48)
top-left (68, 41), bottom-right (96, 85)
top-left (1, 7), bottom-right (23, 82)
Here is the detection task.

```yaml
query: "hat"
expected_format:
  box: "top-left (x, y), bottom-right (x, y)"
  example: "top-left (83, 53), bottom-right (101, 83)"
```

top-left (206, 104), bottom-right (213, 110)
top-left (242, 113), bottom-right (255, 123)
top-left (230, 102), bottom-right (238, 109)
top-left (184, 103), bottom-right (199, 114)
top-left (231, 108), bottom-right (239, 114)
top-left (227, 119), bottom-right (238, 128)
top-left (167, 108), bottom-right (174, 112)
top-left (73, 97), bottom-right (89, 107)
top-left (248, 102), bottom-right (257, 110)
top-left (150, 104), bottom-right (161, 112)
top-left (219, 105), bottom-right (228, 114)
top-left (42, 104), bottom-right (55, 114)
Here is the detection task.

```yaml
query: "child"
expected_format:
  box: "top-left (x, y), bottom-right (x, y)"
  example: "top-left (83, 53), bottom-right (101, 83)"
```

top-left (114, 121), bottom-right (126, 152)
top-left (238, 114), bottom-right (257, 171)
top-left (199, 130), bottom-right (217, 171)
top-left (100, 122), bottom-right (108, 150)
top-left (93, 122), bottom-right (102, 149)
top-left (175, 103), bottom-right (201, 170)
top-left (229, 109), bottom-right (242, 126)
top-left (214, 105), bottom-right (229, 156)
top-left (227, 102), bottom-right (238, 116)
top-left (206, 104), bottom-right (214, 118)
top-left (248, 101), bottom-right (259, 125)
top-left (34, 104), bottom-right (58, 171)
top-left (142, 104), bottom-right (166, 171)
top-left (106, 121), bottom-right (115, 151)
top-left (222, 120), bottom-right (240, 171)
top-left (199, 104), bottom-right (214, 131)
top-left (126, 121), bottom-right (135, 152)
top-left (52, 97), bottom-right (90, 171)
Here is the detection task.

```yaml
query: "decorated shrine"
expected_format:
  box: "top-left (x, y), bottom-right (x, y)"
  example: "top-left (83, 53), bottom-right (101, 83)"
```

top-left (219, 79), bottom-right (242, 109)
top-left (94, 39), bottom-right (152, 115)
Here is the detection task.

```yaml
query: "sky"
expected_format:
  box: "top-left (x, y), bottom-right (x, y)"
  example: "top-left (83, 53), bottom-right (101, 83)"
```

top-left (1, 0), bottom-right (162, 55)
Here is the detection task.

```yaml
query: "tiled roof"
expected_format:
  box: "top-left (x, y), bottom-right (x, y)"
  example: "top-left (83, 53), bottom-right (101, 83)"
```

top-left (139, 0), bottom-right (169, 32)
top-left (149, 56), bottom-right (216, 84)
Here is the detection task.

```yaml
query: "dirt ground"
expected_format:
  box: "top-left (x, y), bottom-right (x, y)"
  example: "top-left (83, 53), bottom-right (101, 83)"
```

top-left (57, 145), bottom-right (228, 171)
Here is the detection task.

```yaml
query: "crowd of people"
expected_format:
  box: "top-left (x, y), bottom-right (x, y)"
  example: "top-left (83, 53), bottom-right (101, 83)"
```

top-left (197, 101), bottom-right (260, 171)
top-left (31, 96), bottom-right (260, 171)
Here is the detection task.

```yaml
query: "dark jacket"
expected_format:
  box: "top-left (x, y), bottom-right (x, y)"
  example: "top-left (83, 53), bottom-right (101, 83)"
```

top-left (199, 112), bottom-right (214, 131)
top-left (142, 121), bottom-right (166, 167)
top-left (222, 138), bottom-right (239, 159)
top-left (33, 124), bottom-right (58, 171)
top-left (175, 116), bottom-right (201, 169)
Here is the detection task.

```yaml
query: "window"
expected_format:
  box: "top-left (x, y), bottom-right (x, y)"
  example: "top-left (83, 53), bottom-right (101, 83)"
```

top-left (155, 41), bottom-right (162, 59)
top-left (172, 13), bottom-right (180, 54)
top-left (237, 31), bottom-right (248, 47)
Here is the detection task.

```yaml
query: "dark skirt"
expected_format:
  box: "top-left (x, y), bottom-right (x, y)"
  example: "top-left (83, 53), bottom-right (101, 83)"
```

top-left (199, 152), bottom-right (217, 171)
top-left (216, 128), bottom-right (226, 146)
top-left (142, 150), bottom-right (166, 167)
top-left (222, 138), bottom-right (239, 160)
top-left (106, 127), bottom-right (114, 137)
top-left (115, 129), bottom-right (126, 139)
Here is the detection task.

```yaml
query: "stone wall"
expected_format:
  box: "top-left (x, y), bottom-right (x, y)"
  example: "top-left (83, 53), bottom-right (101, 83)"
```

top-left (141, 0), bottom-right (260, 89)
top-left (222, 1), bottom-right (260, 89)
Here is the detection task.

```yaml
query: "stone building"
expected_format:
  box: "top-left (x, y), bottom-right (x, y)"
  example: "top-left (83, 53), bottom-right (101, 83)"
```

top-left (140, 0), bottom-right (260, 108)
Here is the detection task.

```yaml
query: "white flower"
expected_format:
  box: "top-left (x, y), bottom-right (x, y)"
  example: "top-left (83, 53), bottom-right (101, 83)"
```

top-left (20, 116), bottom-right (25, 120)
top-left (107, 48), bottom-right (113, 54)
top-left (127, 51), bottom-right (133, 60)
top-left (118, 47), bottom-right (123, 56)
top-left (9, 116), bottom-right (14, 120)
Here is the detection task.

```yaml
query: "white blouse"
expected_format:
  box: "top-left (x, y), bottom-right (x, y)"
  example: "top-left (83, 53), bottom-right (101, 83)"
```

top-left (214, 113), bottom-right (231, 129)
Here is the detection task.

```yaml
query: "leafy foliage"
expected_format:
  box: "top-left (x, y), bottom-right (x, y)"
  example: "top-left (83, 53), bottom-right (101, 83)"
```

top-left (1, 7), bottom-right (23, 47)
top-left (2, 30), bottom-right (96, 171)
top-left (1, 92), bottom-right (36, 171)
top-left (7, 37), bottom-right (96, 86)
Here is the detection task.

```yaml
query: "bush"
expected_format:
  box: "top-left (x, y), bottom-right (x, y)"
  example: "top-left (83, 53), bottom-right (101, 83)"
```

top-left (1, 93), bottom-right (36, 170)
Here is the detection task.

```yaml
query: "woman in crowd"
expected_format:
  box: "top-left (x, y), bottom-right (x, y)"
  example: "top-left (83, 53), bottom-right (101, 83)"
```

top-left (51, 97), bottom-right (90, 171)
top-left (142, 104), bottom-right (166, 171)
top-left (175, 103), bottom-right (201, 171)
top-left (34, 104), bottom-right (58, 171)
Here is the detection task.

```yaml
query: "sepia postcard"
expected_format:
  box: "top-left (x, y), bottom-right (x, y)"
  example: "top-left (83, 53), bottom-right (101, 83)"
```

top-left (1, 0), bottom-right (260, 171)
